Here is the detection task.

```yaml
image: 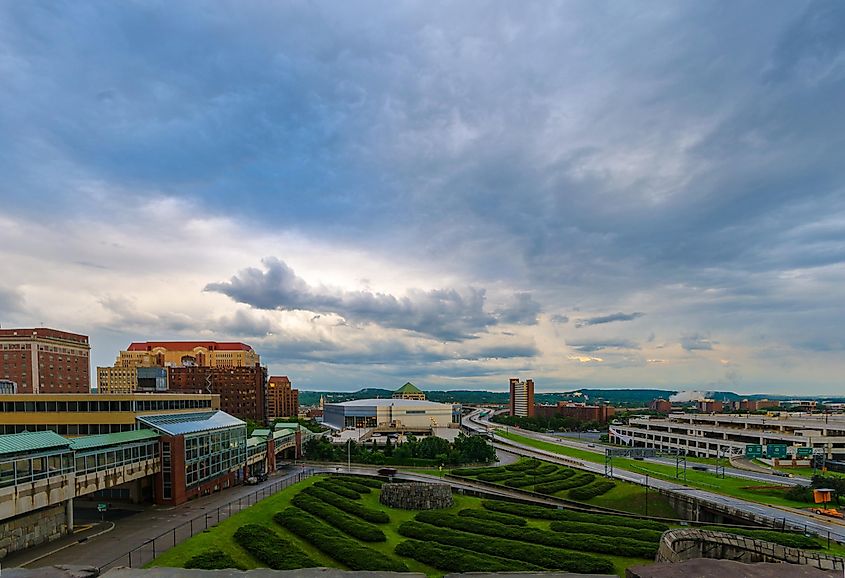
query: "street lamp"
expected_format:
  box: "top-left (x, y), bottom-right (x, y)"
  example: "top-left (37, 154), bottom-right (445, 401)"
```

top-left (347, 438), bottom-right (352, 473)
top-left (645, 473), bottom-right (649, 517)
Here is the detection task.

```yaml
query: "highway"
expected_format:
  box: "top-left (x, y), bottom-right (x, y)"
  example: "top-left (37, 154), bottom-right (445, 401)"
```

top-left (463, 409), bottom-right (845, 543)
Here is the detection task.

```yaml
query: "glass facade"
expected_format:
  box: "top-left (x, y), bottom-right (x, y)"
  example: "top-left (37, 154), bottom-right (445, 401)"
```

top-left (184, 425), bottom-right (246, 488)
top-left (74, 439), bottom-right (159, 475)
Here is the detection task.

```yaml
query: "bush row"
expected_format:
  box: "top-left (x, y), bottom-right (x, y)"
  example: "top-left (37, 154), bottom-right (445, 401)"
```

top-left (274, 507), bottom-right (408, 572)
top-left (482, 500), bottom-right (670, 531)
top-left (700, 526), bottom-right (822, 550)
top-left (527, 463), bottom-right (560, 476)
top-left (332, 475), bottom-right (383, 488)
top-left (535, 472), bottom-right (595, 494)
top-left (505, 469), bottom-right (576, 488)
top-left (415, 510), bottom-right (657, 558)
top-left (458, 508), bottom-right (527, 526)
top-left (314, 480), bottom-right (361, 499)
top-left (399, 520), bottom-right (614, 573)
top-left (550, 520), bottom-right (662, 543)
top-left (232, 524), bottom-right (317, 570)
top-left (331, 479), bottom-right (372, 494)
top-left (302, 485), bottom-right (390, 523)
top-left (568, 479), bottom-right (616, 500)
top-left (505, 459), bottom-right (542, 471)
top-left (184, 549), bottom-right (245, 570)
top-left (476, 470), bottom-right (520, 482)
top-left (395, 539), bottom-right (538, 573)
top-left (291, 492), bottom-right (386, 541)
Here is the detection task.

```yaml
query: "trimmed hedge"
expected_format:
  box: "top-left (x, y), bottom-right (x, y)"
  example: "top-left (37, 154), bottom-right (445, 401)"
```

top-left (458, 508), bottom-right (527, 526)
top-left (527, 463), bottom-right (560, 476)
top-left (314, 480), bottom-right (361, 499)
top-left (333, 475), bottom-right (383, 488)
top-left (569, 479), bottom-right (616, 500)
top-left (505, 459), bottom-right (542, 471)
top-left (701, 526), bottom-right (822, 550)
top-left (303, 485), bottom-right (390, 523)
top-left (274, 507), bottom-right (408, 572)
top-left (550, 521), bottom-right (663, 543)
top-left (482, 500), bottom-right (670, 531)
top-left (232, 524), bottom-right (317, 570)
top-left (504, 476), bottom-right (533, 487)
top-left (331, 479), bottom-right (372, 494)
top-left (451, 466), bottom-right (501, 476)
top-left (505, 469), bottom-right (576, 488)
top-left (184, 549), bottom-right (245, 570)
top-left (476, 470), bottom-right (520, 482)
top-left (399, 521), bottom-right (614, 573)
top-left (535, 472), bottom-right (595, 494)
top-left (416, 510), bottom-right (657, 558)
top-left (395, 539), bottom-right (539, 572)
top-left (291, 492), bottom-right (386, 541)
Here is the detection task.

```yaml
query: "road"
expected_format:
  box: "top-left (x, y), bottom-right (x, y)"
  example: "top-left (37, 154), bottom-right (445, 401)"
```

top-left (464, 409), bottom-right (845, 542)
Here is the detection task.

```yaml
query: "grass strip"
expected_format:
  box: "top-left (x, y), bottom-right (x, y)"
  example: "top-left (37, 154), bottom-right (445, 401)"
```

top-left (415, 510), bottom-right (657, 558)
top-left (399, 520), bottom-right (614, 573)
top-left (395, 539), bottom-right (541, 572)
top-left (274, 507), bottom-right (408, 572)
top-left (233, 524), bottom-right (318, 570)
top-left (291, 492), bottom-right (385, 541)
top-left (483, 500), bottom-right (670, 531)
top-left (330, 479), bottom-right (373, 494)
top-left (550, 520), bottom-right (662, 543)
top-left (302, 485), bottom-right (390, 523)
top-left (458, 508), bottom-right (527, 526)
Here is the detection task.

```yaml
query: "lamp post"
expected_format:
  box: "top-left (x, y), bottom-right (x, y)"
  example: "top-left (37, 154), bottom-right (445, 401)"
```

top-left (645, 473), bottom-right (649, 517)
top-left (347, 438), bottom-right (352, 473)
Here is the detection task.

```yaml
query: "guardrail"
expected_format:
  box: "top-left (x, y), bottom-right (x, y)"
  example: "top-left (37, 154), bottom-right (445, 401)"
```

top-left (97, 468), bottom-right (314, 572)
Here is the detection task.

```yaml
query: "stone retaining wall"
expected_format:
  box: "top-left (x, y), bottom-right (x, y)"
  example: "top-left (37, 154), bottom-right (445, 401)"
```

top-left (0, 503), bottom-right (68, 559)
top-left (657, 529), bottom-right (845, 571)
top-left (379, 482), bottom-right (453, 510)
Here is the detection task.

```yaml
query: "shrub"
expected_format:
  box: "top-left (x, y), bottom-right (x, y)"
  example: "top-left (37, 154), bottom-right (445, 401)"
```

top-left (292, 492), bottom-right (386, 541)
top-left (274, 507), bottom-right (408, 572)
top-left (415, 510), bottom-right (657, 558)
top-left (482, 500), bottom-right (670, 531)
top-left (785, 484), bottom-right (812, 503)
top-left (395, 539), bottom-right (539, 572)
top-left (399, 521), bottom-right (614, 573)
top-left (330, 479), bottom-right (372, 494)
top-left (303, 486), bottom-right (390, 523)
top-left (505, 459), bottom-right (542, 471)
top-left (459, 508), bottom-right (527, 526)
top-left (535, 472), bottom-right (595, 494)
top-left (527, 463), bottom-right (560, 476)
top-left (314, 480), bottom-right (360, 499)
top-left (451, 466), bottom-right (501, 476)
top-left (232, 524), bottom-right (317, 570)
top-left (569, 479), bottom-right (616, 500)
top-left (505, 469), bottom-right (576, 488)
top-left (550, 521), bottom-right (662, 543)
top-left (504, 476), bottom-right (532, 487)
top-left (476, 471), bottom-right (520, 482)
top-left (333, 475), bottom-right (383, 488)
top-left (184, 549), bottom-right (245, 570)
top-left (700, 526), bottom-right (822, 550)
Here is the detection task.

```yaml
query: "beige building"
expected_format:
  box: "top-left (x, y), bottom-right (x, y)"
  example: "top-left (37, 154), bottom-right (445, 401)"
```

top-left (113, 341), bottom-right (260, 369)
top-left (97, 366), bottom-right (137, 394)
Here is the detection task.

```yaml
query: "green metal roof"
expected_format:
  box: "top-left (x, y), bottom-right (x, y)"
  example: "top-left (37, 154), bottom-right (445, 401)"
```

top-left (251, 428), bottom-right (272, 438)
top-left (273, 428), bottom-right (295, 440)
top-left (247, 437), bottom-right (266, 448)
top-left (273, 422), bottom-right (300, 431)
top-left (394, 382), bottom-right (423, 394)
top-left (0, 431), bottom-right (71, 456)
top-left (69, 429), bottom-right (160, 452)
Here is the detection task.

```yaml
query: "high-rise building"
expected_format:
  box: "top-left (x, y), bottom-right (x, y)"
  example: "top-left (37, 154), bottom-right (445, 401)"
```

top-left (167, 363), bottom-right (268, 424)
top-left (509, 378), bottom-right (535, 417)
top-left (267, 375), bottom-right (298, 419)
top-left (0, 328), bottom-right (90, 393)
top-left (111, 341), bottom-right (260, 369)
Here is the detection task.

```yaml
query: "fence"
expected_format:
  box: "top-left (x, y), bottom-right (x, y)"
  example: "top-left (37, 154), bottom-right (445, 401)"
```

top-left (98, 468), bottom-right (314, 572)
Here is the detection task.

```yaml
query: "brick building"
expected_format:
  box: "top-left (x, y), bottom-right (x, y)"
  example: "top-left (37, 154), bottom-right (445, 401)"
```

top-left (0, 328), bottom-right (90, 393)
top-left (649, 399), bottom-right (673, 413)
top-left (509, 378), bottom-right (535, 417)
top-left (267, 375), bottom-right (298, 419)
top-left (167, 364), bottom-right (268, 424)
top-left (534, 402), bottom-right (616, 423)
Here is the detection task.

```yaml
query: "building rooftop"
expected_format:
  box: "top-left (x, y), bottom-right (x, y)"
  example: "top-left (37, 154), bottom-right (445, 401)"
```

top-left (127, 341), bottom-right (254, 352)
top-left (251, 429), bottom-right (272, 438)
top-left (394, 382), bottom-right (423, 394)
top-left (137, 411), bottom-right (246, 436)
top-left (328, 398), bottom-right (453, 408)
top-left (0, 431), bottom-right (71, 456)
top-left (69, 429), bottom-right (160, 451)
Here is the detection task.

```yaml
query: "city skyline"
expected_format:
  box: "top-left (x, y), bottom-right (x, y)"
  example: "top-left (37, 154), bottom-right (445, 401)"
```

top-left (1, 2), bottom-right (844, 393)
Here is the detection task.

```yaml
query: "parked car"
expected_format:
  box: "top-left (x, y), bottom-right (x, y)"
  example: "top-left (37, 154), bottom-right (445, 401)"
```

top-left (244, 476), bottom-right (259, 485)
top-left (378, 467), bottom-right (398, 477)
top-left (257, 472), bottom-right (269, 482)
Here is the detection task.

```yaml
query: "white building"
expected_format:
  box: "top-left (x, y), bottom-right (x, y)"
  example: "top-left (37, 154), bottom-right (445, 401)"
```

top-left (322, 399), bottom-right (461, 431)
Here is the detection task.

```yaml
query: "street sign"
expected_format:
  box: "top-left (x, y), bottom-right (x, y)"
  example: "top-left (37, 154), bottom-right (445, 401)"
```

top-left (97, 503), bottom-right (108, 513)
top-left (745, 444), bottom-right (763, 458)
top-left (796, 447), bottom-right (814, 458)
top-left (766, 444), bottom-right (788, 459)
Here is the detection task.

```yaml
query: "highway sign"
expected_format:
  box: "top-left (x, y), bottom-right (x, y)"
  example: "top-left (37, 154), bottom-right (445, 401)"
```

top-left (796, 447), bottom-right (814, 458)
top-left (97, 503), bottom-right (108, 513)
top-left (766, 444), bottom-right (788, 458)
top-left (745, 444), bottom-right (763, 458)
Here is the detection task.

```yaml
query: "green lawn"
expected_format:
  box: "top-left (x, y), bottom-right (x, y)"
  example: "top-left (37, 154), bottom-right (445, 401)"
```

top-left (498, 431), bottom-right (812, 509)
top-left (149, 474), bottom-right (654, 577)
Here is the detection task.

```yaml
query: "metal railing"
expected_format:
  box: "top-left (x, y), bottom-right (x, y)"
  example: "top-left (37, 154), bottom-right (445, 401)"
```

top-left (98, 468), bottom-right (314, 572)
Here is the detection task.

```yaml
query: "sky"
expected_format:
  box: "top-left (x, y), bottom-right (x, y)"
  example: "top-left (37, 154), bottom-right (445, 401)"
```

top-left (1, 1), bottom-right (844, 394)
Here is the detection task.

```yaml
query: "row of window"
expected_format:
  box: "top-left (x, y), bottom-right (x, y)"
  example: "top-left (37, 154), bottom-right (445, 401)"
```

top-left (75, 441), bottom-right (160, 475)
top-left (0, 451), bottom-right (75, 487)
top-left (0, 423), bottom-right (135, 435)
top-left (0, 398), bottom-right (213, 413)
top-left (183, 426), bottom-right (247, 488)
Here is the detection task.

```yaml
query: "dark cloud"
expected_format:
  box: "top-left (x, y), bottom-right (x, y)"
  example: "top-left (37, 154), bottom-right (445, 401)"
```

top-left (567, 339), bottom-right (640, 353)
top-left (206, 257), bottom-right (497, 341)
top-left (496, 293), bottom-right (541, 325)
top-left (681, 334), bottom-right (718, 351)
top-left (574, 312), bottom-right (645, 328)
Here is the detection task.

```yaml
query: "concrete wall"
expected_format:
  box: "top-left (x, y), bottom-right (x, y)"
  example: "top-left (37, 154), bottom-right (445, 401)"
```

top-left (0, 473), bottom-right (75, 521)
top-left (0, 502), bottom-right (69, 559)
top-left (657, 528), bottom-right (845, 571)
top-left (75, 458), bottom-right (159, 497)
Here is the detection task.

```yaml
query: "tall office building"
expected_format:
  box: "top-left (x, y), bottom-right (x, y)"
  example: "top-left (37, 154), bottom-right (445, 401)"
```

top-left (0, 328), bottom-right (90, 393)
top-left (167, 363), bottom-right (268, 424)
top-left (112, 341), bottom-right (260, 369)
top-left (509, 377), bottom-right (535, 417)
top-left (267, 375), bottom-right (298, 419)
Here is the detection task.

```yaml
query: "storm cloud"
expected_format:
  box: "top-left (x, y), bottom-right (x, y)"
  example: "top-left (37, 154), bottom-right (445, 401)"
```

top-left (574, 312), bottom-right (645, 328)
